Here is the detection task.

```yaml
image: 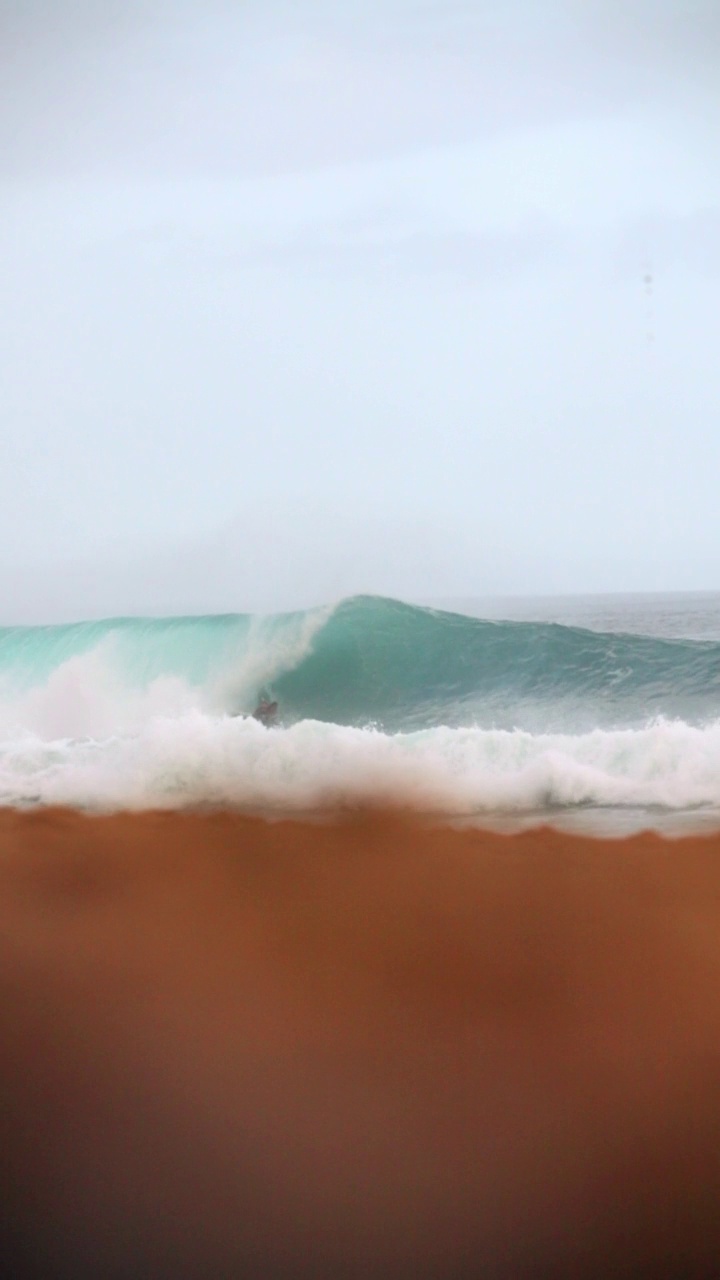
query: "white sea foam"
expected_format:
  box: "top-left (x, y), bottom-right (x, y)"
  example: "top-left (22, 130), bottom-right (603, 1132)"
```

top-left (2, 712), bottom-right (720, 818)
top-left (0, 642), bottom-right (199, 740)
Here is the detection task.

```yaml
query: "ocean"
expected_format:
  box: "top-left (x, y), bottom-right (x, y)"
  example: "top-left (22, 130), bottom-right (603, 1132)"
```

top-left (2, 591), bottom-right (720, 833)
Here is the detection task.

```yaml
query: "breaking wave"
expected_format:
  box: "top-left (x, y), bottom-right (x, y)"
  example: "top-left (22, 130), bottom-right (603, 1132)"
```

top-left (2, 595), bottom-right (720, 819)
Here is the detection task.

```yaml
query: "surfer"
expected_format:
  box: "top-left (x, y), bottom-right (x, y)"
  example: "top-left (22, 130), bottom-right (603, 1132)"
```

top-left (252, 698), bottom-right (278, 727)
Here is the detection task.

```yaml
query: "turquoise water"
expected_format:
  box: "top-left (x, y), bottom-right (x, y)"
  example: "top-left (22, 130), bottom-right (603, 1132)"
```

top-left (273, 596), bottom-right (720, 732)
top-left (3, 593), bottom-right (720, 733)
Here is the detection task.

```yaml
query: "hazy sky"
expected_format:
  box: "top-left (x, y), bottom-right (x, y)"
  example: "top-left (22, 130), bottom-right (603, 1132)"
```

top-left (2, 0), bottom-right (719, 620)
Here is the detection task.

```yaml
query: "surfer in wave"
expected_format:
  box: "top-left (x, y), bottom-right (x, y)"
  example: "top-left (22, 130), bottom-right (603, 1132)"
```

top-left (252, 697), bottom-right (279, 727)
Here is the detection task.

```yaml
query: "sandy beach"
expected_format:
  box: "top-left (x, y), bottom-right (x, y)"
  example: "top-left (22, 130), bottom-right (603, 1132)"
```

top-left (2, 806), bottom-right (720, 1276)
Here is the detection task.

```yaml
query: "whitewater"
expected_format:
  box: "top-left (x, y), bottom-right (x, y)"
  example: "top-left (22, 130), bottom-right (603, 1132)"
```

top-left (2, 593), bottom-right (720, 830)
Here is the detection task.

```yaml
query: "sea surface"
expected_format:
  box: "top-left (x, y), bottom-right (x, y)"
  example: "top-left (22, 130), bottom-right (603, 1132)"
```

top-left (2, 591), bottom-right (720, 833)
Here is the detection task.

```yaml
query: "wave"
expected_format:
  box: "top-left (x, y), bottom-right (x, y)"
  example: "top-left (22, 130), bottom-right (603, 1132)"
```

top-left (2, 594), bottom-right (720, 816)
top-left (2, 594), bottom-right (720, 738)
top-left (272, 596), bottom-right (720, 731)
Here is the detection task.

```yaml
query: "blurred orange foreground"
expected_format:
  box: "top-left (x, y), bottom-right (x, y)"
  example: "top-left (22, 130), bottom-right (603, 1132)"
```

top-left (2, 806), bottom-right (720, 1277)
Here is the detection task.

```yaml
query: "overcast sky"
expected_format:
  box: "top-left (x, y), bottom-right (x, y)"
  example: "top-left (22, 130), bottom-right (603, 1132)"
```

top-left (1, 0), bottom-right (719, 620)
